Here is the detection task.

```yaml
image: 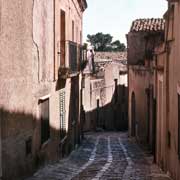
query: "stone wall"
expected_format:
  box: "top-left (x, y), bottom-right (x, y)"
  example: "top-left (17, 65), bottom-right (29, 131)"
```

top-left (83, 60), bottom-right (128, 132)
top-left (128, 66), bottom-right (154, 144)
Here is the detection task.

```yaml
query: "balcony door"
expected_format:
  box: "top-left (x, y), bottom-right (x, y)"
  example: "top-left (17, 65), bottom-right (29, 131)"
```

top-left (60, 10), bottom-right (66, 67)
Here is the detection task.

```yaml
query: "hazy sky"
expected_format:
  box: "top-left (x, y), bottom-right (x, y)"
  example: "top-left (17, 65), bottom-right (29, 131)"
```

top-left (83, 0), bottom-right (167, 44)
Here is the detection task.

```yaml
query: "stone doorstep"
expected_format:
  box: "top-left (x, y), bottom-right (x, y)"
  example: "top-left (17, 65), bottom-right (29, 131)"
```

top-left (147, 173), bottom-right (173, 180)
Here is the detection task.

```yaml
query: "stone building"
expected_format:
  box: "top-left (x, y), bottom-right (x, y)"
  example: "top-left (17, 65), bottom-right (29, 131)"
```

top-left (0, 0), bottom-right (87, 179)
top-left (127, 19), bottom-right (165, 152)
top-left (83, 52), bottom-right (128, 132)
top-left (154, 0), bottom-right (180, 179)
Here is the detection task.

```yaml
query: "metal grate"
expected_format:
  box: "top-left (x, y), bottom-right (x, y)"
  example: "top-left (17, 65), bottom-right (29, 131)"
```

top-left (60, 89), bottom-right (66, 138)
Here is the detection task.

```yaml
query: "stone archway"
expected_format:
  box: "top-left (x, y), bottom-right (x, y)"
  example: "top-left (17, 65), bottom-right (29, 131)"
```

top-left (131, 92), bottom-right (136, 136)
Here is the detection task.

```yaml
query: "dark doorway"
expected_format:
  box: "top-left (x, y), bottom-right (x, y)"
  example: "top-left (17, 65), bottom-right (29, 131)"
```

top-left (131, 92), bottom-right (136, 136)
top-left (40, 99), bottom-right (50, 144)
top-left (60, 10), bottom-right (66, 67)
top-left (69, 77), bottom-right (79, 148)
top-left (146, 88), bottom-right (150, 144)
top-left (152, 99), bottom-right (157, 162)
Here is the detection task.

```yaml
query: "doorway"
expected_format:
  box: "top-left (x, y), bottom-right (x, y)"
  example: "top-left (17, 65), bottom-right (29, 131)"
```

top-left (131, 92), bottom-right (136, 136)
top-left (146, 88), bottom-right (150, 144)
top-left (69, 77), bottom-right (79, 148)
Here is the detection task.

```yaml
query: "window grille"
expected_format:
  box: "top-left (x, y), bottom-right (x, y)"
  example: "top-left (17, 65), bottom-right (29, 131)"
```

top-left (60, 89), bottom-right (66, 138)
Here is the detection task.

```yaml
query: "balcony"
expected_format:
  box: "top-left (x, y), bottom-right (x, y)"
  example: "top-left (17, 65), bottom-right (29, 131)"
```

top-left (58, 41), bottom-right (87, 78)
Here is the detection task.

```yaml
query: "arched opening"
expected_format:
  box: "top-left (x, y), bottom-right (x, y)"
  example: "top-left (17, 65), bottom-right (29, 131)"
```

top-left (131, 92), bottom-right (136, 136)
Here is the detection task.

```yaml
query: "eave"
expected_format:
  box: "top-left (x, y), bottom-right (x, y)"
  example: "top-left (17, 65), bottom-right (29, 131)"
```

top-left (78, 0), bottom-right (87, 12)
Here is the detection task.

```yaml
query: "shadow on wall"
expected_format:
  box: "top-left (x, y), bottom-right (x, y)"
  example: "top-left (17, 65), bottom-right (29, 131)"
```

top-left (0, 103), bottom-right (79, 180)
top-left (1, 108), bottom-right (36, 180)
top-left (83, 84), bottom-right (128, 132)
top-left (67, 76), bottom-right (80, 152)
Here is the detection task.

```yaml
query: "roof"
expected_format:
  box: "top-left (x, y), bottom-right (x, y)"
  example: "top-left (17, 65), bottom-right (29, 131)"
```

top-left (77, 0), bottom-right (87, 12)
top-left (94, 52), bottom-right (127, 61)
top-left (130, 18), bottom-right (165, 32)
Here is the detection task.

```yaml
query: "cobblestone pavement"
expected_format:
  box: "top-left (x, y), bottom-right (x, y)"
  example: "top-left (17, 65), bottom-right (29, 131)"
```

top-left (26, 132), bottom-right (172, 180)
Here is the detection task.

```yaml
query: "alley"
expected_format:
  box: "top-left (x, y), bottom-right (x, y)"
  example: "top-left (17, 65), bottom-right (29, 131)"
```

top-left (26, 132), bottom-right (170, 180)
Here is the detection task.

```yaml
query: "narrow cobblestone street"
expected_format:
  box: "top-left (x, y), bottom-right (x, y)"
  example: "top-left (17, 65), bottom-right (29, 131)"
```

top-left (26, 132), bottom-right (171, 180)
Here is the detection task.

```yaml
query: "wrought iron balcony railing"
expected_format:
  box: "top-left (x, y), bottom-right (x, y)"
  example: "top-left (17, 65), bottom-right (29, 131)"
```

top-left (58, 41), bottom-right (87, 78)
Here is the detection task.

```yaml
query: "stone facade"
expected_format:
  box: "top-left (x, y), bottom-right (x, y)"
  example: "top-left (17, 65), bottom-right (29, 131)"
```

top-left (155, 0), bottom-right (180, 179)
top-left (127, 19), bottom-right (165, 152)
top-left (128, 2), bottom-right (180, 179)
top-left (83, 52), bottom-right (128, 132)
top-left (0, 0), bottom-right (87, 179)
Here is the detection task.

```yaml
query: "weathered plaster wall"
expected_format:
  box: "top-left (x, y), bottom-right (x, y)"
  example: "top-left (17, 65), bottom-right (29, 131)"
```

top-left (128, 66), bottom-right (153, 143)
top-left (158, 2), bottom-right (180, 179)
top-left (168, 3), bottom-right (180, 179)
top-left (127, 32), bottom-right (146, 65)
top-left (0, 1), bottom-right (36, 179)
top-left (33, 0), bottom-right (54, 82)
top-left (83, 61), bottom-right (128, 131)
top-left (0, 0), bottom-right (86, 179)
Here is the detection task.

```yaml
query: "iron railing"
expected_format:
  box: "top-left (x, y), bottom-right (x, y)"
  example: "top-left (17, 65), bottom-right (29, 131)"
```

top-left (58, 41), bottom-right (87, 77)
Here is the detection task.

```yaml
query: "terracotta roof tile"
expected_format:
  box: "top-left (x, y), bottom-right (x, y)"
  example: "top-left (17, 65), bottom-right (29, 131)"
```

top-left (130, 18), bottom-right (165, 32)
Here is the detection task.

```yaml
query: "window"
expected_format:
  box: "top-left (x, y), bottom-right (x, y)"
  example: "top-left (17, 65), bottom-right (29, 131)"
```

top-left (60, 10), bottom-right (66, 67)
top-left (41, 99), bottom-right (50, 144)
top-left (72, 20), bottom-right (74, 42)
top-left (60, 89), bottom-right (66, 139)
top-left (178, 93), bottom-right (180, 158)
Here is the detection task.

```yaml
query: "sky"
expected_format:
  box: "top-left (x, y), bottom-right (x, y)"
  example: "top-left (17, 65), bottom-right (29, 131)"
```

top-left (83, 0), bottom-right (168, 44)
